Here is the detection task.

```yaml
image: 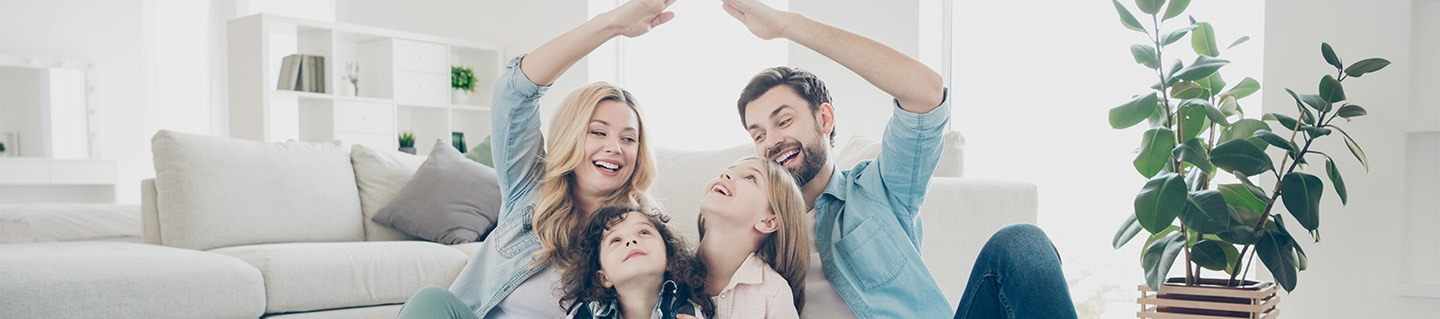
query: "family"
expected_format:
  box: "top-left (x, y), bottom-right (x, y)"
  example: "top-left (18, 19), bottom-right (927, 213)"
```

top-left (397, 0), bottom-right (1077, 318)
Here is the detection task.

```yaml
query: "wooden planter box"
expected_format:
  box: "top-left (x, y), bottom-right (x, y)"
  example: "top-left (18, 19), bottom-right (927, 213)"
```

top-left (1137, 278), bottom-right (1280, 319)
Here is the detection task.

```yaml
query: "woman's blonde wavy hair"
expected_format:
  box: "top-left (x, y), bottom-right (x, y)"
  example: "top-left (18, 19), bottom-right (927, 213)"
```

top-left (532, 82), bottom-right (657, 270)
top-left (699, 156), bottom-right (810, 313)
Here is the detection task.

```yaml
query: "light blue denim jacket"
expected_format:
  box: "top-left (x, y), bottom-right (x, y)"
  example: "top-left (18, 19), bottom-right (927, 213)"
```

top-left (815, 92), bottom-right (953, 318)
top-left (448, 54), bottom-right (553, 317)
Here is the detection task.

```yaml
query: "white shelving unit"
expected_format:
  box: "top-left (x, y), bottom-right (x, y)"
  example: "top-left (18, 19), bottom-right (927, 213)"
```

top-left (227, 13), bottom-right (501, 155)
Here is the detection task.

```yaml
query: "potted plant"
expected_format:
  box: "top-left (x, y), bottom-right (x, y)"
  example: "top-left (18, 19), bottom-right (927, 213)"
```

top-left (1107, 0), bottom-right (1390, 317)
top-left (451, 65), bottom-right (476, 104)
top-left (398, 131), bottom-right (416, 154)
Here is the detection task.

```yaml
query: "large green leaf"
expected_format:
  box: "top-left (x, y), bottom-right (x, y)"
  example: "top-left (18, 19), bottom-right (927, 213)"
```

top-left (1191, 240), bottom-right (1239, 274)
top-left (1161, 26), bottom-right (1196, 46)
top-left (1345, 58), bottom-right (1391, 78)
top-left (1256, 225), bottom-right (1299, 292)
top-left (1173, 138), bottom-right (1213, 174)
top-left (1331, 126), bottom-right (1370, 172)
top-left (1196, 72), bottom-right (1226, 98)
top-left (1216, 206), bottom-right (1263, 245)
top-left (1281, 172), bottom-right (1323, 231)
top-left (1210, 139), bottom-right (1274, 177)
top-left (1262, 113), bottom-right (1300, 132)
top-left (1136, 0), bottom-right (1165, 15)
top-left (1303, 126), bottom-right (1333, 139)
top-left (1134, 128), bottom-right (1177, 178)
top-left (1174, 55), bottom-right (1229, 81)
top-left (1235, 172), bottom-right (1270, 201)
top-left (1335, 104), bottom-right (1368, 119)
top-left (1252, 130), bottom-right (1296, 152)
top-left (1285, 88), bottom-right (1328, 112)
top-left (1177, 100), bottom-right (1211, 142)
top-left (1218, 119), bottom-right (1271, 147)
top-left (1224, 77), bottom-right (1261, 99)
top-left (1113, 0), bottom-right (1146, 33)
top-left (1135, 173), bottom-right (1188, 233)
top-left (1321, 42), bottom-right (1343, 70)
top-left (1132, 44), bottom-right (1161, 69)
top-left (1165, 59), bottom-right (1184, 85)
top-left (1170, 82), bottom-right (1204, 100)
top-left (1324, 156), bottom-right (1348, 205)
top-left (1162, 0), bottom-right (1190, 20)
top-left (1181, 190), bottom-right (1231, 234)
top-left (1227, 36), bottom-right (1250, 50)
top-left (1142, 231), bottom-right (1187, 291)
top-left (1218, 183), bottom-right (1268, 214)
top-left (1110, 93), bottom-right (1160, 129)
top-left (1218, 94), bottom-right (1240, 117)
top-left (1191, 22), bottom-right (1218, 57)
top-left (1115, 214), bottom-right (1145, 249)
top-left (1319, 75), bottom-right (1346, 105)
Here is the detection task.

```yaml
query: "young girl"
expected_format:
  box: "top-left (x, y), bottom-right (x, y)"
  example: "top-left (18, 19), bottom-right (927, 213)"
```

top-left (696, 156), bottom-right (809, 318)
top-left (558, 205), bottom-right (713, 319)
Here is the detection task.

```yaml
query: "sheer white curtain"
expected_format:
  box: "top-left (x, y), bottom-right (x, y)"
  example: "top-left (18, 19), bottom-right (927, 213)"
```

top-left (948, 1), bottom-right (1264, 318)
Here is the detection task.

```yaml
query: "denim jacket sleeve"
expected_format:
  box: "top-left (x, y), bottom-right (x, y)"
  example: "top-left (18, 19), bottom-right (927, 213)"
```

top-left (862, 89), bottom-right (950, 236)
top-left (490, 54), bottom-right (549, 221)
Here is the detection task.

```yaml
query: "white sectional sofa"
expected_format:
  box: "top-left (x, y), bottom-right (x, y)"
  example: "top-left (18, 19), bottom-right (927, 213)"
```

top-left (0, 129), bottom-right (1036, 318)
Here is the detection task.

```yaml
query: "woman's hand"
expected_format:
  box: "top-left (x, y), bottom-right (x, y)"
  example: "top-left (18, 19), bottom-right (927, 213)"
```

top-left (605, 0), bottom-right (678, 38)
top-left (720, 0), bottom-right (793, 40)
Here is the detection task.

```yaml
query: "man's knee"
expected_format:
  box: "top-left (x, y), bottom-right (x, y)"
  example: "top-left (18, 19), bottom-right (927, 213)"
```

top-left (983, 223), bottom-right (1060, 263)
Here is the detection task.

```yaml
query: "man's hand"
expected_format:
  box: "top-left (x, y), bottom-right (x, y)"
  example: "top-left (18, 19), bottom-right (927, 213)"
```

top-left (720, 0), bottom-right (792, 40)
top-left (606, 0), bottom-right (678, 38)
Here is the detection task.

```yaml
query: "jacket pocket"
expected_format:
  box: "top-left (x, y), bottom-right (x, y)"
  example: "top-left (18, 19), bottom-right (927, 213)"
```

top-left (835, 216), bottom-right (911, 289)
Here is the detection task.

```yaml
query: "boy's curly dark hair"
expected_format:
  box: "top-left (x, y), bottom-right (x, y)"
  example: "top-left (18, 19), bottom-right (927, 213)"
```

top-left (556, 205), bottom-right (713, 318)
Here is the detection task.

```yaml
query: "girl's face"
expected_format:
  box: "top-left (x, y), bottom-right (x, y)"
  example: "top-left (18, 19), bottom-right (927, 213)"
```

top-left (598, 211), bottom-right (668, 288)
top-left (576, 100), bottom-right (641, 196)
top-left (699, 160), bottom-right (774, 231)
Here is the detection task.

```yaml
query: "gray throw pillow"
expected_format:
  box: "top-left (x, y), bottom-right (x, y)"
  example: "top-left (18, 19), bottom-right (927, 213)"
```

top-left (372, 139), bottom-right (502, 244)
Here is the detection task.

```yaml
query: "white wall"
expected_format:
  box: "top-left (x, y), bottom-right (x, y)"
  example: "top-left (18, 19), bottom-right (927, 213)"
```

top-left (1261, 0), bottom-right (1439, 317)
top-left (0, 0), bottom-right (147, 203)
top-left (788, 0), bottom-right (922, 144)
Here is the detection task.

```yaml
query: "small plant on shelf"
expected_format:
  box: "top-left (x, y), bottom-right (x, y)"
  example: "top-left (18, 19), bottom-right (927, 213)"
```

top-left (451, 65), bottom-right (476, 94)
top-left (398, 131), bottom-right (416, 154)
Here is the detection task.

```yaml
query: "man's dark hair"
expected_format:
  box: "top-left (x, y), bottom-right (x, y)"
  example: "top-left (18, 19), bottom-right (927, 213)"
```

top-left (736, 66), bottom-right (835, 147)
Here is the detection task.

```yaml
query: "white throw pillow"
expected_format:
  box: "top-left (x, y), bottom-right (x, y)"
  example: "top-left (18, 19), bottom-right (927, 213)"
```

top-left (151, 130), bottom-right (364, 250)
top-left (350, 144), bottom-right (426, 241)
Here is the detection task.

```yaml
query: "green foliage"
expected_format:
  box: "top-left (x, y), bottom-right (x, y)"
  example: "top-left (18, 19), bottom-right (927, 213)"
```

top-left (451, 66), bottom-right (477, 93)
top-left (398, 131), bottom-right (415, 148)
top-left (1107, 0), bottom-right (1387, 293)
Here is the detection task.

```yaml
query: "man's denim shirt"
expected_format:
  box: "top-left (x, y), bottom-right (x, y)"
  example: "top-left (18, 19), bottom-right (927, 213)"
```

top-left (815, 91), bottom-right (953, 318)
top-left (448, 54), bottom-right (552, 318)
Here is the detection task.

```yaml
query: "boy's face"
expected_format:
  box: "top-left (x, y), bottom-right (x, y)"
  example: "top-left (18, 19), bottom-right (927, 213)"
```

top-left (597, 211), bottom-right (667, 289)
top-left (743, 85), bottom-right (832, 186)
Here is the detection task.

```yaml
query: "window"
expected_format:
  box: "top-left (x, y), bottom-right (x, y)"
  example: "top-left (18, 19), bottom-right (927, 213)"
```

top-left (948, 1), bottom-right (1264, 318)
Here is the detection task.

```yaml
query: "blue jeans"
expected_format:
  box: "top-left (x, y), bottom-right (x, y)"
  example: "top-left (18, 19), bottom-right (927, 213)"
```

top-left (953, 224), bottom-right (1078, 319)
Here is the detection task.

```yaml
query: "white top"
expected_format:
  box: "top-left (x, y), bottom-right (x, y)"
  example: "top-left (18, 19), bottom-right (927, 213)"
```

top-left (800, 207), bottom-right (858, 319)
top-left (485, 265), bottom-right (568, 319)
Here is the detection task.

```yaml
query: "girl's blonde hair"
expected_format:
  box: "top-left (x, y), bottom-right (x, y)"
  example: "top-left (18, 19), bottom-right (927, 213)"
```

top-left (533, 82), bottom-right (657, 269)
top-left (726, 156), bottom-right (811, 312)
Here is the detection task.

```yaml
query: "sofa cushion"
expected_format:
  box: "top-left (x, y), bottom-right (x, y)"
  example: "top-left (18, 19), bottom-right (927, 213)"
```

top-left (371, 139), bottom-right (503, 245)
top-left (261, 304), bottom-right (402, 319)
top-left (151, 130), bottom-right (364, 250)
top-left (209, 241), bottom-right (468, 314)
top-left (350, 144), bottom-right (427, 241)
top-left (833, 130), bottom-right (966, 177)
top-left (0, 241), bottom-right (265, 319)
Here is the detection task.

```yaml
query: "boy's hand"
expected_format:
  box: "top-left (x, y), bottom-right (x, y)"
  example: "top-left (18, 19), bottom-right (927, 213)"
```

top-left (606, 0), bottom-right (678, 38)
top-left (720, 0), bottom-right (792, 40)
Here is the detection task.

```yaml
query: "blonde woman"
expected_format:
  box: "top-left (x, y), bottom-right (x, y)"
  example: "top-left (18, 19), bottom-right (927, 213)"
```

top-left (397, 1), bottom-right (676, 318)
top-left (696, 157), bottom-right (809, 318)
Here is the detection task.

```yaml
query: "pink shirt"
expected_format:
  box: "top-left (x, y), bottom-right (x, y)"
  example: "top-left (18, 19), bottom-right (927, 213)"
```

top-left (709, 253), bottom-right (799, 319)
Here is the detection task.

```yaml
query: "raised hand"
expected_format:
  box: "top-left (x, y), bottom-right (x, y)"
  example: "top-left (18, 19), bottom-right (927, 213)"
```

top-left (607, 0), bottom-right (678, 38)
top-left (720, 0), bottom-right (792, 40)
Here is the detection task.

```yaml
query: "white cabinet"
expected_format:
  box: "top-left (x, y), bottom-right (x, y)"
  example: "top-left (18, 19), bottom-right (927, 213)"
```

top-left (227, 14), bottom-right (502, 155)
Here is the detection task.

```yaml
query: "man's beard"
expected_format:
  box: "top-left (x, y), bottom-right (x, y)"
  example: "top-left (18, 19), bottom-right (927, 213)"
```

top-left (768, 139), bottom-right (827, 186)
